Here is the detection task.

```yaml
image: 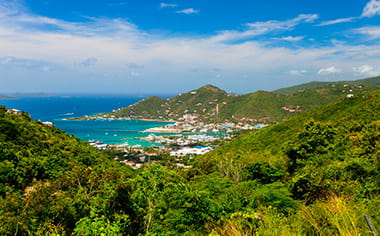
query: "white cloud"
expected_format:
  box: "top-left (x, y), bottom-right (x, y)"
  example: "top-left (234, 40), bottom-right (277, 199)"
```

top-left (42, 66), bottom-right (51, 72)
top-left (107, 1), bottom-right (128, 7)
top-left (160, 3), bottom-right (177, 8)
top-left (176, 8), bottom-right (199, 14)
top-left (130, 71), bottom-right (140, 77)
top-left (125, 63), bottom-right (144, 69)
top-left (353, 65), bottom-right (380, 76)
top-left (362, 0), bottom-right (380, 17)
top-left (210, 14), bottom-right (317, 43)
top-left (78, 57), bottom-right (97, 66)
top-left (278, 36), bottom-right (304, 41)
top-left (0, 56), bottom-right (56, 71)
top-left (318, 66), bottom-right (342, 75)
top-left (1, 56), bottom-right (13, 65)
top-left (354, 26), bottom-right (380, 39)
top-left (318, 17), bottom-right (356, 26)
top-left (318, 0), bottom-right (380, 27)
top-left (1, 1), bottom-right (380, 93)
top-left (245, 14), bottom-right (318, 33)
top-left (289, 69), bottom-right (307, 76)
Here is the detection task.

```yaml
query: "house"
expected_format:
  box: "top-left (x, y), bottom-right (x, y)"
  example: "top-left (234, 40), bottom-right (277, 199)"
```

top-left (183, 114), bottom-right (194, 121)
top-left (170, 146), bottom-right (213, 157)
top-left (42, 121), bottom-right (54, 126)
top-left (6, 109), bottom-right (22, 115)
top-left (120, 161), bottom-right (135, 166)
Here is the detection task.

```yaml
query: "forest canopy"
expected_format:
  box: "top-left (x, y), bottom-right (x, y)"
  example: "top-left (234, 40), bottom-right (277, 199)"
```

top-left (0, 91), bottom-right (379, 235)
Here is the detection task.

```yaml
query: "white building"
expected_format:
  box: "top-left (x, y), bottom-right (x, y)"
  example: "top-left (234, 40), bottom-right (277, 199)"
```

top-left (170, 146), bottom-right (212, 157)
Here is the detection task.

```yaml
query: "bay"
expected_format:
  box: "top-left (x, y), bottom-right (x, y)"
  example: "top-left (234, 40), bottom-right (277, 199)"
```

top-left (0, 94), bottom-right (173, 147)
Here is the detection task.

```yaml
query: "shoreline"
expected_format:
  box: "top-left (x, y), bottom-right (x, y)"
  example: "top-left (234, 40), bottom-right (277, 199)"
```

top-left (64, 116), bottom-right (174, 123)
top-left (141, 126), bottom-right (182, 133)
top-left (62, 115), bottom-right (179, 134)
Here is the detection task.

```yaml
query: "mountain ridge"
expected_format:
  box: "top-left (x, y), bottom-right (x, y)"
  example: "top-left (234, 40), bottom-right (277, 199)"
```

top-left (273, 76), bottom-right (380, 94)
top-left (97, 77), bottom-right (380, 123)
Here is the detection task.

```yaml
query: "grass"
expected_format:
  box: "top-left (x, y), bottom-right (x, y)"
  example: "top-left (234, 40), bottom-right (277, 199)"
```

top-left (209, 195), bottom-right (377, 236)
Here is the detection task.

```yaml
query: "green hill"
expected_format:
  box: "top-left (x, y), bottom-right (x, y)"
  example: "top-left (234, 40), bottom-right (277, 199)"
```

top-left (0, 105), bottom-right (135, 235)
top-left (197, 91), bottom-right (380, 169)
top-left (100, 77), bottom-right (380, 123)
top-left (103, 84), bottom-right (232, 121)
top-left (273, 76), bottom-right (380, 95)
top-left (192, 91), bottom-right (379, 234)
top-left (1, 89), bottom-right (379, 235)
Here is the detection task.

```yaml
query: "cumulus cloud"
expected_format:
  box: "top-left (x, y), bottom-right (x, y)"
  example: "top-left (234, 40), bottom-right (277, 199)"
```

top-left (362, 0), bottom-right (380, 17)
top-left (289, 69), bottom-right (307, 76)
top-left (160, 3), bottom-right (177, 8)
top-left (1, 1), bottom-right (380, 93)
top-left (353, 65), bottom-right (380, 76)
top-left (176, 8), bottom-right (199, 14)
top-left (318, 66), bottom-right (342, 75)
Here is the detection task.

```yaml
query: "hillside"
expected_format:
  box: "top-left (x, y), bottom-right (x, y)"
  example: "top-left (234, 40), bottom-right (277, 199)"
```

top-left (1, 90), bottom-right (379, 235)
top-left (192, 91), bottom-right (380, 234)
top-left (0, 106), bottom-right (135, 235)
top-left (273, 76), bottom-right (380, 95)
top-left (103, 84), bottom-right (232, 121)
top-left (98, 77), bottom-right (380, 123)
top-left (197, 91), bottom-right (380, 169)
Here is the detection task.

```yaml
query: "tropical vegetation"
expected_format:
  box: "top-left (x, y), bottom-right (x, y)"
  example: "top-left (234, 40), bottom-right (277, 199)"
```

top-left (0, 89), bottom-right (379, 235)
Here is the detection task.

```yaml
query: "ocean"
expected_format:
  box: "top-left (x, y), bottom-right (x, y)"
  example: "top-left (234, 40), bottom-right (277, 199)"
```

top-left (0, 95), bottom-right (173, 147)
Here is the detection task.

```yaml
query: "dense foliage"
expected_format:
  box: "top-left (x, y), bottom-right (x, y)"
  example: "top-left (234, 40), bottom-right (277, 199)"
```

top-left (273, 75), bottom-right (380, 95)
top-left (1, 90), bottom-right (379, 235)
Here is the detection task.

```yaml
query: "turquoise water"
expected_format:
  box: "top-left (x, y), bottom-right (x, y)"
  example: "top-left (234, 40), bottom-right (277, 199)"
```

top-left (58, 119), bottom-right (173, 146)
top-left (0, 95), bottom-right (173, 147)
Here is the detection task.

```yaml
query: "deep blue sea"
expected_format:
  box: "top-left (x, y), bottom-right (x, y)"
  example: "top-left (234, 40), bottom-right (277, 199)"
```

top-left (0, 95), bottom-right (173, 147)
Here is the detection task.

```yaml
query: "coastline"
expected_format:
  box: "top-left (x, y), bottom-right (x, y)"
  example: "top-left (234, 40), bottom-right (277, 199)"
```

top-left (141, 126), bottom-right (181, 133)
top-left (138, 118), bottom-right (174, 123)
top-left (64, 116), bottom-right (173, 123)
top-left (62, 115), bottom-right (178, 134)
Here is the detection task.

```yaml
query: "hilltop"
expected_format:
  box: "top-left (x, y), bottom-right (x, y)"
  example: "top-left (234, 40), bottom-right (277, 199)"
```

top-left (273, 76), bottom-right (380, 94)
top-left (94, 76), bottom-right (380, 123)
top-left (99, 84), bottom-right (232, 122)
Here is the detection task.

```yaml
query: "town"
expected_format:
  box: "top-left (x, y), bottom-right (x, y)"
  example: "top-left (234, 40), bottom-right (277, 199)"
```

top-left (87, 113), bottom-right (270, 169)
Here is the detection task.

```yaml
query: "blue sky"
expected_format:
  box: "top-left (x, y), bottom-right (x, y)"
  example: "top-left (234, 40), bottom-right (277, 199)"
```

top-left (0, 0), bottom-right (380, 94)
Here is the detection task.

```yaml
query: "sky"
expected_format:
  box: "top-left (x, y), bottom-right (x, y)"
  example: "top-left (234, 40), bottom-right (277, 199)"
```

top-left (0, 0), bottom-right (380, 94)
